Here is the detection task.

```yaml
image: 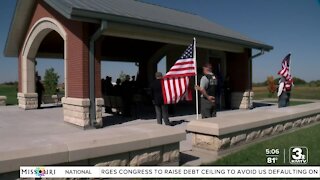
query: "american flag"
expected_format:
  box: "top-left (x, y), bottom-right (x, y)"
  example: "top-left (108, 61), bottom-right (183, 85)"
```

top-left (278, 53), bottom-right (293, 90)
top-left (278, 53), bottom-right (292, 80)
top-left (161, 40), bottom-right (196, 104)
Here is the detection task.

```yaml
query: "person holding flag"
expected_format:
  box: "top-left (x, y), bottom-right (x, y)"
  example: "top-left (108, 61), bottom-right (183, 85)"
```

top-left (158, 38), bottom-right (198, 121)
top-left (150, 72), bottom-right (172, 126)
top-left (277, 53), bottom-right (293, 108)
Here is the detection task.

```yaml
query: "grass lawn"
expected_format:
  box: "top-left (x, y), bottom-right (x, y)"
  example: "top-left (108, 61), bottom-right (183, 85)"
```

top-left (207, 123), bottom-right (320, 165)
top-left (0, 84), bottom-right (18, 105)
top-left (253, 86), bottom-right (320, 100)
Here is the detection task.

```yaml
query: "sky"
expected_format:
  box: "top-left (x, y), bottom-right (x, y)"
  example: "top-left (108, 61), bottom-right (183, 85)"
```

top-left (0, 0), bottom-right (320, 83)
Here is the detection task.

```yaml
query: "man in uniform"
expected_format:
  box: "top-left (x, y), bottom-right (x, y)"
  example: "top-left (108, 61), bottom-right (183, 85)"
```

top-left (195, 63), bottom-right (217, 118)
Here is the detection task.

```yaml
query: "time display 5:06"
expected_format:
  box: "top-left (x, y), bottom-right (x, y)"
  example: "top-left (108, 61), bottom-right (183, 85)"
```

top-left (265, 149), bottom-right (280, 155)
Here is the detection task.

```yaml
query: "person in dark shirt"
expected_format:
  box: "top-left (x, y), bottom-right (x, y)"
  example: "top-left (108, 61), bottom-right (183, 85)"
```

top-left (121, 75), bottom-right (132, 117)
top-left (195, 63), bottom-right (217, 118)
top-left (150, 72), bottom-right (172, 126)
top-left (36, 75), bottom-right (45, 109)
top-left (114, 78), bottom-right (122, 96)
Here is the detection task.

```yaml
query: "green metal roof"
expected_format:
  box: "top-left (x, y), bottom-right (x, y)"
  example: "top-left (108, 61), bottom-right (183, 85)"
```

top-left (4, 0), bottom-right (273, 57)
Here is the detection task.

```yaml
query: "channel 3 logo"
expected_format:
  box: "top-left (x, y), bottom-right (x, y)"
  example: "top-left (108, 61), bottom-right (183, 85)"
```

top-left (289, 146), bottom-right (308, 165)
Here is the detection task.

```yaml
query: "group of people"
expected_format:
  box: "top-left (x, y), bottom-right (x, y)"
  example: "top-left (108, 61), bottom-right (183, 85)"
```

top-left (35, 61), bottom-right (290, 126)
top-left (101, 75), bottom-right (137, 116)
top-left (150, 63), bottom-right (218, 126)
top-left (151, 60), bottom-right (293, 126)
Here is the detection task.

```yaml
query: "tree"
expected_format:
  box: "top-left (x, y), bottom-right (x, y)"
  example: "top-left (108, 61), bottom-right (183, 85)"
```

top-left (118, 71), bottom-right (129, 82)
top-left (267, 76), bottom-right (276, 97)
top-left (43, 68), bottom-right (60, 95)
top-left (309, 80), bottom-right (320, 87)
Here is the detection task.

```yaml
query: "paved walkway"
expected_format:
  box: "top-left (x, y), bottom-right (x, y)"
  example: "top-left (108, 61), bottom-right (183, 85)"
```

top-left (1, 101), bottom-right (305, 166)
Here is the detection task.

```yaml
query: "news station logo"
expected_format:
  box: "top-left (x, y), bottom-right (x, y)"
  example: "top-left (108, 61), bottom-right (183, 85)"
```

top-left (35, 167), bottom-right (45, 177)
top-left (20, 167), bottom-right (56, 177)
top-left (289, 146), bottom-right (308, 165)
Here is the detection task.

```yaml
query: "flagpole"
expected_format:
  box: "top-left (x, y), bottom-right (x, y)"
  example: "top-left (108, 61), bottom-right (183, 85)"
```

top-left (289, 52), bottom-right (294, 87)
top-left (289, 52), bottom-right (292, 75)
top-left (194, 37), bottom-right (199, 120)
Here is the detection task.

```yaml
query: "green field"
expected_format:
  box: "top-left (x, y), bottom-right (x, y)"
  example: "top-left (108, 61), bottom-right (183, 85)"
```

top-left (1, 84), bottom-right (320, 105)
top-left (253, 86), bottom-right (320, 100)
top-left (207, 123), bottom-right (320, 165)
top-left (0, 84), bottom-right (18, 105)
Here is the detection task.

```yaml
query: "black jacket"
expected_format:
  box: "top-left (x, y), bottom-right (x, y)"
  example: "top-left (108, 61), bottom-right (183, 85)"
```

top-left (150, 79), bottom-right (164, 105)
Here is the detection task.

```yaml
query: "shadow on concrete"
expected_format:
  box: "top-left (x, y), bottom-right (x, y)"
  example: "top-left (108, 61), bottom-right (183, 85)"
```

top-left (253, 102), bottom-right (274, 108)
top-left (180, 152), bottom-right (199, 165)
top-left (39, 104), bottom-right (63, 109)
top-left (171, 120), bottom-right (187, 126)
top-left (102, 115), bottom-right (139, 127)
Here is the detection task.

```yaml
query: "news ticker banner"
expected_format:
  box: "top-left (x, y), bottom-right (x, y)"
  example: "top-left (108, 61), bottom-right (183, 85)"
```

top-left (21, 166), bottom-right (320, 178)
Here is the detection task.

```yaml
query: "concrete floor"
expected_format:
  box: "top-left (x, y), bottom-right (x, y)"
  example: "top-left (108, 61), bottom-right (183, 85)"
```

top-left (0, 102), bottom-right (277, 166)
top-left (0, 102), bottom-right (252, 165)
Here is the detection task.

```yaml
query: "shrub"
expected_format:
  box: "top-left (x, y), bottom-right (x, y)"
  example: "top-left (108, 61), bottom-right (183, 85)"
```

top-left (267, 76), bottom-right (276, 97)
top-left (43, 68), bottom-right (60, 95)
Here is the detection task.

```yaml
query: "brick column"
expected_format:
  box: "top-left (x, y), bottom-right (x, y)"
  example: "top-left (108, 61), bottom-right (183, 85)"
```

top-left (62, 22), bottom-right (103, 128)
top-left (226, 49), bottom-right (252, 109)
top-left (94, 38), bottom-right (104, 127)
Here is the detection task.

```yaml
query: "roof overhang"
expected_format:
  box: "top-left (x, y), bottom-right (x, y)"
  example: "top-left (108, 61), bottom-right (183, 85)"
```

top-left (67, 9), bottom-right (273, 51)
top-left (48, 0), bottom-right (273, 52)
top-left (4, 0), bottom-right (273, 57)
top-left (4, 0), bottom-right (36, 57)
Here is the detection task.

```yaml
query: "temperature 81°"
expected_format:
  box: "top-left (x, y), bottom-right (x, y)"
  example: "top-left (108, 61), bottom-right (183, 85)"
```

top-left (266, 157), bottom-right (278, 164)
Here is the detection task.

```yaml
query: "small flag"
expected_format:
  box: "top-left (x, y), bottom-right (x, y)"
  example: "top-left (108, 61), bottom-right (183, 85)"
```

top-left (162, 40), bottom-right (196, 104)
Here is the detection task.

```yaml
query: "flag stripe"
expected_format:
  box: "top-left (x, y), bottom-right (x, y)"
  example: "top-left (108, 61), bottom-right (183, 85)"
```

top-left (170, 64), bottom-right (195, 70)
top-left (174, 60), bottom-right (194, 65)
top-left (168, 67), bottom-right (195, 72)
top-left (175, 78), bottom-right (180, 103)
top-left (179, 78), bottom-right (184, 102)
top-left (163, 79), bottom-right (170, 104)
top-left (175, 58), bottom-right (194, 64)
top-left (165, 70), bottom-right (196, 76)
top-left (169, 79), bottom-right (175, 103)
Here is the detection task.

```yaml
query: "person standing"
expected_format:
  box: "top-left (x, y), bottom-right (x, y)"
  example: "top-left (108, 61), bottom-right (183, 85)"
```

top-left (277, 53), bottom-right (293, 108)
top-left (277, 77), bottom-right (292, 108)
top-left (195, 63), bottom-right (217, 118)
top-left (114, 78), bottom-right (122, 96)
top-left (121, 75), bottom-right (132, 117)
top-left (150, 72), bottom-right (172, 126)
top-left (36, 75), bottom-right (44, 109)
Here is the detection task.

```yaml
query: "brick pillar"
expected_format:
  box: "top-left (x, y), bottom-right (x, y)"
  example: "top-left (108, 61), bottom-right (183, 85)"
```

top-left (227, 49), bottom-right (253, 109)
top-left (62, 22), bottom-right (103, 128)
top-left (94, 38), bottom-right (104, 127)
